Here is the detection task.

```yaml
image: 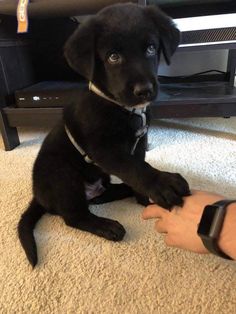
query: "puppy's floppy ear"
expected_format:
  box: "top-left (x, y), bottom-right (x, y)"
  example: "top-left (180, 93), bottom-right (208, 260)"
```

top-left (145, 5), bottom-right (180, 65)
top-left (64, 18), bottom-right (96, 80)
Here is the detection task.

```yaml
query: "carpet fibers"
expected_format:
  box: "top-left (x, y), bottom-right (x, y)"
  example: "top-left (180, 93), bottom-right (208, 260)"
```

top-left (0, 117), bottom-right (236, 313)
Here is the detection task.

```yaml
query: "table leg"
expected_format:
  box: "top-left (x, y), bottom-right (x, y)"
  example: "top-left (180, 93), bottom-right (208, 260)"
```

top-left (0, 109), bottom-right (20, 151)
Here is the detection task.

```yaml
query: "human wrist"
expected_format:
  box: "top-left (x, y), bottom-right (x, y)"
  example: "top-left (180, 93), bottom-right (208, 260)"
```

top-left (218, 203), bottom-right (236, 260)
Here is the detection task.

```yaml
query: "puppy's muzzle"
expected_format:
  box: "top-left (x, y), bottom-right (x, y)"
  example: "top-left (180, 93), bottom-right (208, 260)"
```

top-left (133, 82), bottom-right (154, 102)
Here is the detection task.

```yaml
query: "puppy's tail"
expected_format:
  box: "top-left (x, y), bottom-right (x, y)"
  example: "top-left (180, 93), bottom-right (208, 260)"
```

top-left (18, 198), bottom-right (46, 268)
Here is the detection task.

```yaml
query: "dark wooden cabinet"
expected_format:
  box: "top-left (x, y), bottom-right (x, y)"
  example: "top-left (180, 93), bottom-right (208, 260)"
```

top-left (0, 1), bottom-right (236, 150)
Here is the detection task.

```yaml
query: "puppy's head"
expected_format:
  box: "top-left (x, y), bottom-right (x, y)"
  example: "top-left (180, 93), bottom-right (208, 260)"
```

top-left (64, 4), bottom-right (180, 107)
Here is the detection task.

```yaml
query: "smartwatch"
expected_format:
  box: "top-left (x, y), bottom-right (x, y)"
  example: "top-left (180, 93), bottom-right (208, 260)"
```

top-left (197, 199), bottom-right (236, 260)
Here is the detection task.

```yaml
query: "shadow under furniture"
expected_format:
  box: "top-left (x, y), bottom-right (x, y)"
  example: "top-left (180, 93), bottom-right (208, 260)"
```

top-left (0, 0), bottom-right (236, 150)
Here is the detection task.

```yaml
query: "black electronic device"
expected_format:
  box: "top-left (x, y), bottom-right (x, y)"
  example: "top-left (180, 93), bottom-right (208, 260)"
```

top-left (197, 199), bottom-right (236, 260)
top-left (15, 81), bottom-right (86, 108)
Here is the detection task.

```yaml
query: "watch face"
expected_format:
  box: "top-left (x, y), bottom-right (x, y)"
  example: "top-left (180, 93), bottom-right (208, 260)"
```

top-left (197, 205), bottom-right (218, 235)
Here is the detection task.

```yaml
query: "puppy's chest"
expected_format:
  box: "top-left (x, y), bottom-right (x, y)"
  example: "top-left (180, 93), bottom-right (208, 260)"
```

top-left (127, 110), bottom-right (149, 152)
top-left (130, 113), bottom-right (147, 133)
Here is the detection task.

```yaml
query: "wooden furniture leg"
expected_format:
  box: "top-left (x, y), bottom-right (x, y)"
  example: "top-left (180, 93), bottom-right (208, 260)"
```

top-left (0, 109), bottom-right (20, 151)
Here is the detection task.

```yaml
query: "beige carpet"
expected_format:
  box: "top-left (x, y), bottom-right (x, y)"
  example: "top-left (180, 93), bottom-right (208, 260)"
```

top-left (1, 117), bottom-right (236, 313)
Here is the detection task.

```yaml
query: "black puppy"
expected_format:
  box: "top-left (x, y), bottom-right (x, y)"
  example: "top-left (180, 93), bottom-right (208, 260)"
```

top-left (18, 3), bottom-right (190, 267)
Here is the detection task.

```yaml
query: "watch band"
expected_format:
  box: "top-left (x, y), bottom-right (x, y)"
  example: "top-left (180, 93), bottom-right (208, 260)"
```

top-left (200, 199), bottom-right (236, 260)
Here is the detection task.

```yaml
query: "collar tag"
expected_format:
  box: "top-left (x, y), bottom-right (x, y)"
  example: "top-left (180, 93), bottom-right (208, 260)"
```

top-left (135, 125), bottom-right (148, 138)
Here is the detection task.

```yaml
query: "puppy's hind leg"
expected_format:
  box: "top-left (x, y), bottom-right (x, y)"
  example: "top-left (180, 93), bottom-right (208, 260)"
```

top-left (62, 192), bottom-right (126, 241)
top-left (89, 183), bottom-right (133, 205)
top-left (64, 212), bottom-right (126, 241)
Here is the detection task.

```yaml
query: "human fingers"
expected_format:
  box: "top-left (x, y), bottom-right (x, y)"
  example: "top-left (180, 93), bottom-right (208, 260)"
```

top-left (155, 218), bottom-right (168, 234)
top-left (142, 204), bottom-right (168, 220)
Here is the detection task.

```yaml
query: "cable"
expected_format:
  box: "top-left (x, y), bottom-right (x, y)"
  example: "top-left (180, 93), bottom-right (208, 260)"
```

top-left (159, 69), bottom-right (226, 80)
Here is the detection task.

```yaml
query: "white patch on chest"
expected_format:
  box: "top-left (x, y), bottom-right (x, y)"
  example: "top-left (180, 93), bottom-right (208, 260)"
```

top-left (84, 179), bottom-right (106, 200)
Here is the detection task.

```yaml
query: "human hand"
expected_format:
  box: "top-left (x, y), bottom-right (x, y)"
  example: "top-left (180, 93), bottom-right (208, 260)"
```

top-left (142, 190), bottom-right (223, 254)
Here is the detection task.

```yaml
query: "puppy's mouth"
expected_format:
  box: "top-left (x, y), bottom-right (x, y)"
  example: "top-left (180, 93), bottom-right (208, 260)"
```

top-left (129, 101), bottom-right (151, 109)
top-left (118, 91), bottom-right (158, 109)
top-left (115, 82), bottom-right (159, 109)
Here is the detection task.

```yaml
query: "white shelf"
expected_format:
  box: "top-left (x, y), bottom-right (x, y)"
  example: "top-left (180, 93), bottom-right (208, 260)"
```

top-left (174, 13), bottom-right (236, 31)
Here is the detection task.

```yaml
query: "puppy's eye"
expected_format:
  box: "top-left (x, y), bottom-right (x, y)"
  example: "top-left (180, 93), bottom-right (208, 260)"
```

top-left (146, 45), bottom-right (156, 57)
top-left (108, 53), bottom-right (122, 64)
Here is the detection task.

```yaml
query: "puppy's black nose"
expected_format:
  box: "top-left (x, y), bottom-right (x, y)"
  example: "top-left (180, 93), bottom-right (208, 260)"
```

top-left (133, 82), bottom-right (154, 100)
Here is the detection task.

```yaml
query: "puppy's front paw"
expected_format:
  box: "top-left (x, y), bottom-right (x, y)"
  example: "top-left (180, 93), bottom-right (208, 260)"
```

top-left (134, 192), bottom-right (150, 206)
top-left (150, 172), bottom-right (190, 209)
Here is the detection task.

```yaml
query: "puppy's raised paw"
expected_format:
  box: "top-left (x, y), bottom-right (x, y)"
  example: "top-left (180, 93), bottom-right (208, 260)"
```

top-left (149, 171), bottom-right (190, 209)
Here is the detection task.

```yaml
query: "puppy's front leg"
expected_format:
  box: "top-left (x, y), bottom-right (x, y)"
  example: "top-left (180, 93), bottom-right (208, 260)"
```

top-left (89, 150), bottom-right (190, 210)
